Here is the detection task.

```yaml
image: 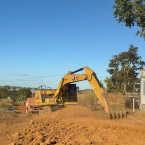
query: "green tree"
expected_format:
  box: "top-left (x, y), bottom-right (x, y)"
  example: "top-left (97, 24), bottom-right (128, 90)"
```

top-left (113, 0), bottom-right (145, 39)
top-left (8, 89), bottom-right (19, 102)
top-left (105, 45), bottom-right (145, 93)
top-left (18, 88), bottom-right (31, 101)
top-left (0, 88), bottom-right (8, 99)
top-left (104, 77), bottom-right (118, 92)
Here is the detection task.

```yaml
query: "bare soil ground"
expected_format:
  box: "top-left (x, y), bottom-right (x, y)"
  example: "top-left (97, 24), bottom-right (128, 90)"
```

top-left (0, 103), bottom-right (145, 145)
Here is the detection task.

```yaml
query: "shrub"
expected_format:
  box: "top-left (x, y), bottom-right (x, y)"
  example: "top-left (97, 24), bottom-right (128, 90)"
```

top-left (0, 99), bottom-right (13, 111)
top-left (77, 90), bottom-right (99, 110)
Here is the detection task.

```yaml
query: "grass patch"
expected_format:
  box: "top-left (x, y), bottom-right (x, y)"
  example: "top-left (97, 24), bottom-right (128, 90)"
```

top-left (0, 99), bottom-right (13, 111)
top-left (77, 90), bottom-right (102, 111)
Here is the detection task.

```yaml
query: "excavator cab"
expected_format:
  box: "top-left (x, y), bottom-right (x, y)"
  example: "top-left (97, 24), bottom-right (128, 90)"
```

top-left (57, 84), bottom-right (78, 105)
top-left (65, 84), bottom-right (77, 102)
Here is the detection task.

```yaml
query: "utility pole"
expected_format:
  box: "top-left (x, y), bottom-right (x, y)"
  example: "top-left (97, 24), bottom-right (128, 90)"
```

top-left (24, 91), bottom-right (25, 104)
top-left (68, 60), bottom-right (70, 73)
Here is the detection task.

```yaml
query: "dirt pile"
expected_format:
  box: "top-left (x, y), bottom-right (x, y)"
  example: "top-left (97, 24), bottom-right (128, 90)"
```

top-left (11, 106), bottom-right (97, 145)
top-left (10, 106), bottom-right (145, 145)
top-left (32, 105), bottom-right (94, 122)
top-left (54, 105), bottom-right (94, 118)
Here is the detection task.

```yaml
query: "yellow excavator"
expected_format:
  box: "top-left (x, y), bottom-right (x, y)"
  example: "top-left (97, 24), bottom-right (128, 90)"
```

top-left (27, 66), bottom-right (126, 119)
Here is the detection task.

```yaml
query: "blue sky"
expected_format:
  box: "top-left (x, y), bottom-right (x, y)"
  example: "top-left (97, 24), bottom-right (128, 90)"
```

top-left (0, 0), bottom-right (145, 89)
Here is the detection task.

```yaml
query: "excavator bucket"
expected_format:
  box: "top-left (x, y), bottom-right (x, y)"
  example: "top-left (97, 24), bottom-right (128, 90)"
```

top-left (98, 93), bottom-right (126, 119)
top-left (107, 93), bottom-right (126, 119)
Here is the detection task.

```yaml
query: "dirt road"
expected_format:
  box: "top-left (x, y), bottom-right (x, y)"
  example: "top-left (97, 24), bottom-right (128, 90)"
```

top-left (0, 104), bottom-right (145, 145)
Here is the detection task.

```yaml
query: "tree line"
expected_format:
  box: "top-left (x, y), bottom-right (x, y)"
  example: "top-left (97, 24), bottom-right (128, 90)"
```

top-left (0, 87), bottom-right (32, 102)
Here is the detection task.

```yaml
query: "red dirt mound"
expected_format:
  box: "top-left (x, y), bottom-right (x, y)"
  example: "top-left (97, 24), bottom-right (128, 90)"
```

top-left (55, 105), bottom-right (93, 118)
top-left (10, 106), bottom-right (145, 145)
top-left (32, 105), bottom-right (94, 122)
top-left (1, 105), bottom-right (145, 145)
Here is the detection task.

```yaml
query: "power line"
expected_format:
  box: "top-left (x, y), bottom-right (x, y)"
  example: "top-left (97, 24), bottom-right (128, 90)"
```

top-left (0, 0), bottom-right (68, 47)
top-left (0, 75), bottom-right (109, 83)
top-left (0, 74), bottom-right (65, 82)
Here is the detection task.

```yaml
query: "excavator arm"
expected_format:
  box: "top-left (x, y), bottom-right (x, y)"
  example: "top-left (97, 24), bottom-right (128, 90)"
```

top-left (54, 66), bottom-right (126, 119)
